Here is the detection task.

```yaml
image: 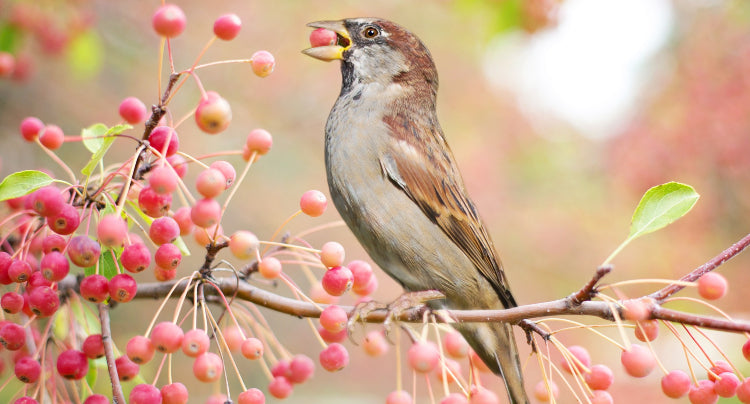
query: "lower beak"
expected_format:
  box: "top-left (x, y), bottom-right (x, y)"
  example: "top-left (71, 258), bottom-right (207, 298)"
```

top-left (302, 20), bottom-right (351, 62)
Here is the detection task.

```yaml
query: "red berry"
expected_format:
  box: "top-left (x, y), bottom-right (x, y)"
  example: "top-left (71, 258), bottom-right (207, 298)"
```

top-left (155, 243), bottom-right (181, 270)
top-left (181, 329), bottom-right (210, 358)
top-left (150, 216), bottom-right (180, 245)
top-left (149, 126), bottom-right (179, 157)
top-left (268, 376), bottom-right (293, 399)
top-left (1, 292), bottom-right (24, 314)
top-left (190, 198), bottom-right (221, 228)
top-left (151, 322), bottom-right (184, 353)
top-left (109, 273), bottom-right (137, 303)
top-left (241, 337), bottom-right (264, 360)
top-left (13, 398), bottom-right (39, 404)
top-left (173, 206), bottom-right (194, 235)
top-left (271, 359), bottom-right (289, 378)
top-left (119, 96), bottom-right (148, 124)
top-left (121, 243), bottom-right (151, 273)
top-left (584, 364), bottom-right (614, 390)
top-left (115, 355), bottom-right (140, 381)
top-left (161, 382), bottom-right (189, 404)
top-left (195, 92), bottom-right (232, 135)
top-left (698, 272), bottom-right (728, 300)
top-left (83, 394), bottom-right (110, 404)
top-left (28, 286), bottom-right (59, 317)
top-left (213, 14), bottom-right (241, 40)
top-left (82, 334), bottom-right (105, 359)
top-left (288, 354), bottom-right (315, 384)
top-left (80, 274), bottom-right (109, 303)
top-left (40, 251), bottom-right (69, 282)
top-left (56, 349), bottom-right (88, 380)
top-left (688, 379), bottom-right (718, 404)
top-left (193, 352), bottom-right (223, 382)
top-left (209, 160), bottom-right (235, 189)
top-left (349, 260), bottom-right (373, 293)
top-left (319, 304), bottom-right (348, 333)
top-left (39, 124), bottom-right (64, 150)
top-left (250, 50), bottom-right (275, 77)
top-left (20, 117), bottom-right (44, 142)
top-left (42, 234), bottom-right (66, 253)
top-left (321, 266), bottom-right (353, 296)
top-left (223, 326), bottom-right (244, 352)
top-left (319, 342), bottom-right (349, 371)
top-left (152, 4), bottom-right (186, 38)
top-left (97, 214), bottom-right (128, 247)
top-left (29, 186), bottom-right (64, 217)
top-left (8, 259), bottom-right (32, 283)
top-left (67, 235), bottom-right (101, 267)
top-left (0, 51), bottom-right (13, 77)
top-left (258, 257), bottom-right (282, 279)
top-left (149, 165), bottom-right (179, 195)
top-left (15, 356), bottom-right (41, 383)
top-left (196, 168), bottom-right (227, 198)
top-left (154, 265), bottom-right (177, 281)
top-left (737, 379), bottom-right (750, 402)
top-left (620, 344), bottom-right (655, 378)
top-left (237, 388), bottom-right (265, 404)
top-left (662, 369), bottom-right (691, 398)
top-left (130, 383), bottom-right (163, 404)
top-left (561, 345), bottom-right (591, 374)
top-left (444, 331), bottom-right (469, 358)
top-left (0, 322), bottom-right (25, 350)
top-left (299, 190), bottom-right (327, 217)
top-left (139, 186), bottom-right (172, 218)
top-left (127, 335), bottom-right (155, 364)
top-left (708, 361), bottom-right (733, 382)
top-left (309, 28), bottom-right (337, 47)
top-left (47, 203), bottom-right (80, 235)
top-left (245, 128), bottom-right (273, 156)
top-left (715, 372), bottom-right (740, 397)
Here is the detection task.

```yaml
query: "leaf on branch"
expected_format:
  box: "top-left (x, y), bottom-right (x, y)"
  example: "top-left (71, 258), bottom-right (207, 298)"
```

top-left (629, 182), bottom-right (699, 239)
top-left (81, 123), bottom-right (132, 176)
top-left (0, 170), bottom-right (54, 201)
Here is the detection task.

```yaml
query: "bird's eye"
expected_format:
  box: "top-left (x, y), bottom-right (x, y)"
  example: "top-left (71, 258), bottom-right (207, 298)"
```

top-left (362, 26), bottom-right (380, 39)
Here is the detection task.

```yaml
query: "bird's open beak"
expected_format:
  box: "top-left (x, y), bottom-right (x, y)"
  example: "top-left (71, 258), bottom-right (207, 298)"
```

top-left (302, 20), bottom-right (352, 61)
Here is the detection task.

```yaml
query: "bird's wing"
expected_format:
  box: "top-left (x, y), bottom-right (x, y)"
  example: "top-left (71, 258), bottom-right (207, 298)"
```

top-left (380, 114), bottom-right (517, 308)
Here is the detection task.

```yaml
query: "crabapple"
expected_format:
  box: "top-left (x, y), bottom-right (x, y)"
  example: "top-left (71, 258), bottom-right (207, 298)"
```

top-left (362, 330), bottom-right (388, 357)
top-left (561, 345), bottom-right (591, 374)
top-left (149, 165), bottom-right (178, 195)
top-left (109, 273), bottom-right (137, 302)
top-left (319, 304), bottom-right (348, 333)
top-left (151, 322), bottom-right (184, 353)
top-left (152, 4), bottom-right (186, 38)
top-left (42, 234), bottom-right (66, 253)
top-left (589, 390), bottom-right (613, 404)
top-left (258, 257), bottom-right (282, 279)
top-left (584, 364), bottom-right (614, 390)
top-left (149, 126), bottom-right (179, 157)
top-left (8, 259), bottom-right (32, 283)
top-left (56, 349), bottom-right (88, 380)
top-left (182, 329), bottom-right (210, 357)
top-left (196, 167), bottom-right (226, 198)
top-left (97, 214), bottom-right (128, 247)
top-left (320, 241), bottom-right (345, 268)
top-left (193, 352), bottom-right (223, 382)
top-left (223, 325), bottom-right (244, 352)
top-left (386, 391), bottom-right (412, 404)
top-left (28, 286), bottom-right (59, 317)
top-left (155, 243), bottom-right (181, 269)
top-left (130, 383), bottom-right (162, 404)
top-left (161, 382), bottom-right (189, 404)
top-left (268, 376), bottom-right (293, 399)
top-left (321, 265), bottom-right (353, 296)
top-left (237, 388), bottom-right (265, 404)
top-left (47, 203), bottom-right (80, 234)
top-left (241, 337), bottom-right (264, 360)
top-left (688, 379), bottom-right (718, 404)
top-left (116, 355), bottom-right (140, 381)
top-left (150, 216), bottom-right (180, 245)
top-left (190, 198), bottom-right (220, 228)
top-left (715, 372), bottom-right (740, 397)
top-left (634, 319), bottom-right (659, 342)
top-left (444, 331), bottom-right (470, 358)
top-left (318, 326), bottom-right (347, 344)
top-left (40, 251), bottom-right (69, 281)
top-left (121, 243), bottom-right (151, 273)
top-left (737, 379), bottom-right (750, 402)
top-left (469, 386), bottom-right (500, 404)
top-left (80, 274), bottom-right (109, 303)
top-left (20, 116), bottom-right (44, 141)
top-left (119, 96), bottom-right (148, 124)
top-left (127, 335), bottom-right (155, 364)
top-left (15, 357), bottom-right (41, 383)
top-left (83, 395), bottom-right (109, 404)
top-left (250, 50), bottom-right (274, 77)
top-left (209, 160), bottom-right (235, 189)
top-left (408, 341), bottom-right (440, 373)
top-left (0, 322), bottom-right (25, 350)
top-left (288, 354), bottom-right (315, 383)
top-left (533, 380), bottom-right (559, 402)
top-left (213, 14), bottom-right (241, 40)
top-left (67, 235), bottom-right (101, 267)
top-left (168, 154), bottom-right (187, 177)
top-left (195, 91), bottom-right (232, 134)
top-left (173, 206), bottom-right (193, 235)
top-left (620, 344), bottom-right (655, 378)
top-left (708, 361), bottom-right (733, 382)
top-left (244, 128), bottom-right (273, 158)
top-left (309, 28), bottom-right (337, 47)
top-left (29, 186), bottom-right (64, 217)
top-left (698, 272), bottom-right (728, 300)
top-left (82, 334), bottom-right (105, 359)
top-left (1, 292), bottom-right (23, 314)
top-left (299, 190), bottom-right (327, 217)
top-left (319, 343), bottom-right (349, 371)
top-left (229, 230), bottom-right (259, 259)
top-left (39, 124), bottom-right (64, 149)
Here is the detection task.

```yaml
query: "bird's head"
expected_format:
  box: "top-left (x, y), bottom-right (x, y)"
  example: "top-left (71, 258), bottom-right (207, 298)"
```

top-left (303, 18), bottom-right (438, 97)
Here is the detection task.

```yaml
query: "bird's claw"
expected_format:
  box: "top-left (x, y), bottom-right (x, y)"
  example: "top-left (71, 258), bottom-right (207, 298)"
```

top-left (382, 290), bottom-right (445, 342)
top-left (346, 299), bottom-right (387, 345)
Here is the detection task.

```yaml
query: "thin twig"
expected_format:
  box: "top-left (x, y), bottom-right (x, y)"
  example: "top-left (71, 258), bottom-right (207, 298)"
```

top-left (99, 303), bottom-right (125, 404)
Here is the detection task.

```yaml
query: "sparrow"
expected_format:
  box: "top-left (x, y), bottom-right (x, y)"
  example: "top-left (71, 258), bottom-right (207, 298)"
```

top-left (303, 18), bottom-right (529, 404)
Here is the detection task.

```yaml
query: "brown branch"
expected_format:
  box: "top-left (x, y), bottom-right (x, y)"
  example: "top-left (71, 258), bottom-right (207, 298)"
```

top-left (99, 303), bottom-right (125, 404)
top-left (650, 231), bottom-right (750, 301)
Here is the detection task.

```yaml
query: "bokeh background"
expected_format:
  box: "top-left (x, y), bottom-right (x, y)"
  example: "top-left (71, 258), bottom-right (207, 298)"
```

top-left (2, 0), bottom-right (750, 402)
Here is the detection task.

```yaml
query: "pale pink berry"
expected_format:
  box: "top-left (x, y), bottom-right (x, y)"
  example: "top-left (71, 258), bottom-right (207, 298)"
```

top-left (320, 241), bottom-right (345, 268)
top-left (321, 266), bottom-right (353, 296)
top-left (161, 382), bottom-right (188, 404)
top-left (152, 4), bottom-right (186, 38)
top-left (469, 386), bottom-right (500, 404)
top-left (533, 380), bottom-right (559, 402)
top-left (319, 305), bottom-right (348, 333)
top-left (245, 128), bottom-right (272, 156)
top-left (119, 97), bottom-right (148, 124)
top-left (634, 319), bottom-right (659, 342)
top-left (241, 337), bottom-right (264, 360)
top-left (213, 14), bottom-right (241, 41)
top-left (268, 376), bottom-right (293, 399)
top-left (209, 160), bottom-right (236, 189)
top-left (620, 344), bottom-right (655, 378)
top-left (288, 354), bottom-right (315, 383)
top-left (258, 257), bottom-right (282, 279)
top-left (407, 341), bottom-right (440, 373)
top-left (237, 388), bottom-right (265, 404)
top-left (440, 393), bottom-right (468, 404)
top-left (191, 198), bottom-right (221, 228)
top-left (195, 91), bottom-right (232, 134)
top-left (173, 206), bottom-right (194, 235)
top-left (698, 272), bottom-right (728, 300)
top-left (622, 298), bottom-right (651, 321)
top-left (151, 322), bottom-right (184, 353)
top-left (362, 330), bottom-right (388, 357)
top-left (318, 326), bottom-right (347, 344)
top-left (589, 390), bottom-right (613, 404)
top-left (309, 28), bottom-right (337, 47)
top-left (181, 329), bottom-right (210, 357)
top-left (715, 372), bottom-right (740, 397)
top-left (150, 216), bottom-right (180, 245)
top-left (250, 50), bottom-right (274, 77)
top-left (708, 361), bottom-right (733, 382)
top-left (444, 331), bottom-right (470, 358)
top-left (39, 124), bottom-right (64, 150)
top-left (155, 243), bottom-right (181, 270)
top-left (196, 168), bottom-right (226, 198)
top-left (149, 165), bottom-right (178, 195)
top-left (299, 190), bottom-right (327, 217)
top-left (319, 342), bottom-right (349, 371)
top-left (689, 379), bottom-right (718, 404)
top-left (127, 335), bottom-right (156, 364)
top-left (584, 364), bottom-right (614, 390)
top-left (223, 326), bottom-right (244, 352)
top-left (97, 214), bottom-right (128, 247)
top-left (737, 379), bottom-right (750, 402)
top-left (193, 352), bottom-right (223, 382)
top-left (561, 345), bottom-right (591, 374)
top-left (229, 230), bottom-right (259, 260)
top-left (386, 390), bottom-right (412, 404)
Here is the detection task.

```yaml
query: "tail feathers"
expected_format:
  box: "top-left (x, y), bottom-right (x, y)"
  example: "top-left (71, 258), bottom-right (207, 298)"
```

top-left (455, 321), bottom-right (528, 404)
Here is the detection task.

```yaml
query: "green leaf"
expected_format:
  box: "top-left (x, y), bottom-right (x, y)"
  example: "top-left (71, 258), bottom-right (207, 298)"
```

top-left (81, 123), bottom-right (132, 176)
top-left (85, 358), bottom-right (98, 388)
top-left (85, 248), bottom-right (120, 280)
top-left (0, 23), bottom-right (21, 54)
top-left (66, 30), bottom-right (103, 79)
top-left (629, 182), bottom-right (699, 239)
top-left (0, 170), bottom-right (54, 201)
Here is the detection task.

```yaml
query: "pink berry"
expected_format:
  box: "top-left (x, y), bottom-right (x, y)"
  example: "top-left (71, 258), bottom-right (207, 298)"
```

top-left (173, 206), bottom-right (194, 235)
top-left (299, 190), bottom-right (327, 217)
top-left (150, 216), bottom-right (180, 245)
top-left (152, 4), bottom-right (186, 38)
top-left (42, 234), bottom-right (66, 253)
top-left (533, 380), bottom-right (559, 402)
top-left (168, 154), bottom-right (188, 178)
top-left (268, 376), bottom-right (293, 399)
top-left (318, 326), bottom-right (347, 344)
top-left (28, 286), bottom-right (59, 317)
top-left (130, 383), bottom-right (162, 404)
top-left (321, 265), bottom-right (353, 296)
top-left (195, 91), bottom-right (232, 135)
top-left (0, 322), bottom-right (25, 350)
top-left (441, 393), bottom-right (468, 404)
top-left (209, 161), bottom-right (235, 189)
top-left (271, 359), bottom-right (290, 378)
top-left (737, 379), bottom-right (750, 402)
top-left (196, 168), bottom-right (227, 198)
top-left (634, 319), bottom-right (659, 342)
top-left (149, 126), bottom-right (179, 157)
top-left (8, 259), bottom-right (32, 283)
top-left (584, 364), bottom-right (614, 390)
top-left (241, 337), bottom-right (264, 360)
top-left (67, 235), bottom-right (101, 267)
top-left (352, 271), bottom-right (378, 296)
top-left (237, 388), bottom-right (265, 404)
top-left (181, 328), bottom-right (209, 357)
top-left (250, 50), bottom-right (275, 77)
top-left (589, 390), bottom-right (613, 404)
top-left (190, 198), bottom-right (221, 228)
top-left (319, 342), bottom-right (349, 371)
top-left (245, 128), bottom-right (273, 156)
top-left (223, 325), bottom-right (244, 352)
top-left (15, 356), bottom-right (41, 383)
top-left (1, 292), bottom-right (23, 314)
top-left (0, 52), bottom-right (13, 77)
top-left (362, 330), bottom-right (388, 357)
top-left (97, 214), bottom-right (128, 247)
top-left (39, 124), bottom-right (64, 150)
top-left (320, 241), bottom-right (345, 268)
top-left (80, 274), bottom-right (109, 303)
top-left (155, 243), bottom-right (181, 270)
top-left (115, 355), bottom-right (140, 381)
top-left (561, 345), bottom-right (591, 374)
top-left (127, 335), bottom-right (155, 364)
top-left (119, 97), bottom-right (148, 124)
top-left (386, 390), bottom-right (412, 404)
top-left (620, 344), bottom-right (655, 378)
top-left (149, 165), bottom-right (178, 195)
top-left (444, 331), bottom-right (469, 358)
top-left (161, 382), bottom-right (189, 404)
top-left (47, 203), bottom-right (80, 235)
top-left (469, 386), bottom-right (500, 404)
top-left (20, 117), bottom-right (44, 142)
top-left (408, 341), bottom-right (440, 373)
top-left (309, 28), bottom-right (337, 47)
top-left (109, 273), bottom-right (137, 303)
top-left (151, 322), bottom-right (184, 353)
top-left (139, 186), bottom-right (172, 217)
top-left (258, 257), bottom-right (282, 279)
top-left (56, 349), bottom-right (88, 380)
top-left (29, 186), bottom-right (64, 217)
top-left (319, 305), bottom-right (348, 333)
top-left (288, 354), bottom-right (315, 384)
top-left (83, 394), bottom-right (110, 404)
top-left (213, 14), bottom-right (241, 40)
top-left (122, 243), bottom-right (151, 273)
top-left (82, 334), bottom-right (105, 359)
top-left (193, 352), bottom-right (223, 382)
top-left (13, 398), bottom-right (39, 404)
top-left (689, 379), bottom-right (718, 404)
top-left (229, 230), bottom-right (259, 260)
top-left (715, 372), bottom-right (740, 397)
top-left (40, 251), bottom-right (69, 282)
top-left (698, 272), bottom-right (728, 300)
top-left (708, 361), bottom-right (733, 382)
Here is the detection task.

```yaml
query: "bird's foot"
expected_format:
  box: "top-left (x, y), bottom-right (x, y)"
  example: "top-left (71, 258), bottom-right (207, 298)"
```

top-left (383, 290), bottom-right (445, 340)
top-left (346, 299), bottom-right (387, 345)
top-left (518, 319), bottom-right (550, 353)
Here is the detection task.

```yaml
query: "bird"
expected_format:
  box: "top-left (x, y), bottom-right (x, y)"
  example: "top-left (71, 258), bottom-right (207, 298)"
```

top-left (303, 18), bottom-right (529, 404)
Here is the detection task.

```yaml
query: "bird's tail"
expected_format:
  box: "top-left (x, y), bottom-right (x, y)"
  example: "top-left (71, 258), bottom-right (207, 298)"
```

top-left (454, 321), bottom-right (528, 404)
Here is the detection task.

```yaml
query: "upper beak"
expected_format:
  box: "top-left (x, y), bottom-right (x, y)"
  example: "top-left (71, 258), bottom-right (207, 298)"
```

top-left (302, 20), bottom-right (352, 62)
